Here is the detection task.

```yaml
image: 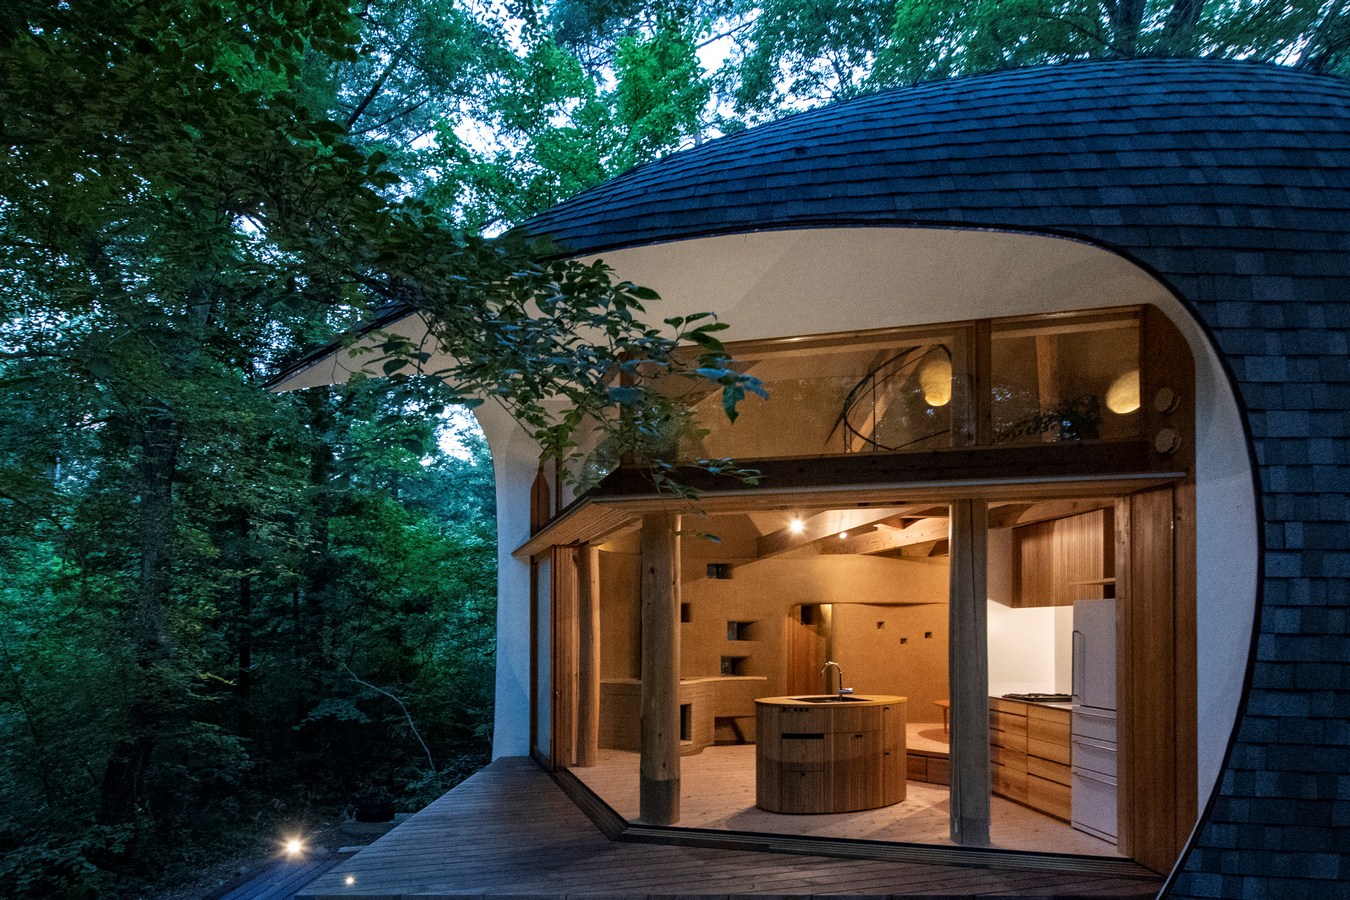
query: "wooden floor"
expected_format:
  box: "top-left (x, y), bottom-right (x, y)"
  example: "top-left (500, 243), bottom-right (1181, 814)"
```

top-left (298, 758), bottom-right (1162, 899)
top-left (571, 725), bottom-right (1121, 857)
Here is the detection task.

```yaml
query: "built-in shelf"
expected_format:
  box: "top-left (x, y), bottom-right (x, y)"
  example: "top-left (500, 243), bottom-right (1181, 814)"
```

top-left (720, 655), bottom-right (749, 676)
top-left (727, 620), bottom-right (760, 641)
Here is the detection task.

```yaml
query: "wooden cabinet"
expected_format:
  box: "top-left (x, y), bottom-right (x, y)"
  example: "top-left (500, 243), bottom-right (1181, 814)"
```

top-left (989, 698), bottom-right (1072, 820)
top-left (1012, 508), bottom-right (1114, 607)
top-left (756, 696), bottom-right (906, 813)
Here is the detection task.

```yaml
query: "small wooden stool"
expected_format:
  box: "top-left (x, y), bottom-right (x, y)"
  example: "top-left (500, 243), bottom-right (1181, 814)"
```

top-left (935, 699), bottom-right (950, 733)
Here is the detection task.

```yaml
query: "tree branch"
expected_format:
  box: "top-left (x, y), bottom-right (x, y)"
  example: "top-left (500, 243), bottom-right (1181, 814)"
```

top-left (342, 663), bottom-right (436, 772)
top-left (345, 39), bottom-right (413, 131)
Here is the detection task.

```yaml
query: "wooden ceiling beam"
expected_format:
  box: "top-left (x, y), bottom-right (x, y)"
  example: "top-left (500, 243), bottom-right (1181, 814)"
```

top-left (820, 516), bottom-right (952, 556)
top-left (993, 498), bottom-right (1116, 528)
top-left (755, 506), bottom-right (920, 559)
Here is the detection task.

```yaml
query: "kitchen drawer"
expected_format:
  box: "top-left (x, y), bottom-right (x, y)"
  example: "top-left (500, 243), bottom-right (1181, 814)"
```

top-left (831, 704), bottom-right (876, 733)
top-left (1072, 737), bottom-right (1117, 778)
top-left (992, 762), bottom-right (1027, 802)
top-left (1028, 736), bottom-right (1071, 766)
top-left (777, 706), bottom-right (831, 731)
top-left (1027, 704), bottom-right (1071, 726)
top-left (990, 709), bottom-right (1028, 738)
top-left (1028, 712), bottom-right (1070, 746)
top-left (1028, 753), bottom-right (1071, 786)
top-left (1028, 713), bottom-right (1071, 765)
top-left (777, 768), bottom-right (825, 814)
top-left (988, 717), bottom-right (1026, 755)
top-left (776, 733), bottom-right (826, 766)
top-left (990, 697), bottom-right (1030, 715)
top-left (991, 728), bottom-right (1027, 753)
top-left (1071, 768), bottom-right (1118, 841)
top-left (1027, 773), bottom-right (1071, 820)
top-left (1072, 707), bottom-right (1117, 743)
top-left (991, 744), bottom-right (1027, 771)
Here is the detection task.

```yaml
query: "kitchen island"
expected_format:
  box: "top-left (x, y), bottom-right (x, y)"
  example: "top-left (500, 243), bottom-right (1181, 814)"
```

top-left (755, 695), bottom-right (907, 813)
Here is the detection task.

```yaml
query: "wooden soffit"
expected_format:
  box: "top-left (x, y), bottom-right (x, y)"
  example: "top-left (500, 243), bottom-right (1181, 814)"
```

top-left (513, 439), bottom-right (1183, 559)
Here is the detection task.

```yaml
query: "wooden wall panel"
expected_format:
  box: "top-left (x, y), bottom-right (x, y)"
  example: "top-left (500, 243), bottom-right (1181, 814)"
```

top-left (1119, 485), bottom-right (1196, 873)
top-left (598, 551), bottom-right (641, 680)
top-left (551, 546), bottom-right (579, 769)
top-left (576, 544), bottom-right (601, 767)
top-left (1172, 480), bottom-right (1199, 854)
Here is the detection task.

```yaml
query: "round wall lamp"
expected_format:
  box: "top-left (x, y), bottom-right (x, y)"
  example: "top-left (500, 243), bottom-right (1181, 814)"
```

top-left (1106, 369), bottom-right (1141, 414)
top-left (918, 356), bottom-right (953, 407)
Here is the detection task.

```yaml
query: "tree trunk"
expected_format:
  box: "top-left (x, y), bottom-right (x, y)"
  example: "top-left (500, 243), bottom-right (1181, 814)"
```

top-left (1297, 0), bottom-right (1350, 72)
top-left (1108, 0), bottom-right (1147, 55)
top-left (97, 410), bottom-right (181, 827)
top-left (1159, 0), bottom-right (1205, 53)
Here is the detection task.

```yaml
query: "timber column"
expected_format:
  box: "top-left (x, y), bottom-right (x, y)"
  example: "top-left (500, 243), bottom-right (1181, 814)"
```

top-left (575, 544), bottom-right (601, 767)
top-left (639, 513), bottom-right (681, 824)
top-left (948, 499), bottom-right (991, 844)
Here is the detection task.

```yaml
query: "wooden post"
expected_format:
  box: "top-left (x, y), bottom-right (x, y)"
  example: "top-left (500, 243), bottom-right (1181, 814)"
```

top-left (639, 513), bottom-right (681, 824)
top-left (1035, 334), bottom-right (1061, 441)
top-left (575, 544), bottom-right (601, 768)
top-left (551, 546), bottom-right (578, 768)
top-left (948, 499), bottom-right (991, 844)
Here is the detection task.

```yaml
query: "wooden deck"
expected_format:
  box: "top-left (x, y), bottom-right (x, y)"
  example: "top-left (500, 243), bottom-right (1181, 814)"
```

top-left (298, 758), bottom-right (1162, 899)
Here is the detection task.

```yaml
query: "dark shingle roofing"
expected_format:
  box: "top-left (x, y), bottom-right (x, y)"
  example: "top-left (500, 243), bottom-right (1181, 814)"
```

top-left (527, 58), bottom-right (1350, 897)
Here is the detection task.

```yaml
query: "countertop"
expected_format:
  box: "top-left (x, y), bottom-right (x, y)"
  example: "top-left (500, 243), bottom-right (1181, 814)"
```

top-left (991, 695), bottom-right (1074, 711)
top-left (755, 694), bottom-right (906, 707)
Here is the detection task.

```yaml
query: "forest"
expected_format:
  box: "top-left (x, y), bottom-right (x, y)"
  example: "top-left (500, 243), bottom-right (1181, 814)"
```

top-left (1, 0), bottom-right (1344, 895)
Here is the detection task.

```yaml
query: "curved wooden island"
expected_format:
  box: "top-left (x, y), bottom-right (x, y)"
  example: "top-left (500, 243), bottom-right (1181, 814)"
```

top-left (755, 695), bottom-right (907, 813)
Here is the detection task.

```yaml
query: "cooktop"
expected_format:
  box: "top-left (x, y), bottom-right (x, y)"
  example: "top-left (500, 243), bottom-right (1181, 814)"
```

top-left (1001, 692), bottom-right (1073, 703)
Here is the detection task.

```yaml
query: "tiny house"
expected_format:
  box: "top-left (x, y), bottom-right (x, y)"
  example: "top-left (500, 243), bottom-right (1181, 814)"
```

top-left (274, 58), bottom-right (1350, 891)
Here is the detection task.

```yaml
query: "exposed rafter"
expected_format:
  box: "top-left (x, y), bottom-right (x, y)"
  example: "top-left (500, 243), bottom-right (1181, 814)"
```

top-left (754, 507), bottom-right (922, 559)
top-left (820, 516), bottom-right (951, 556)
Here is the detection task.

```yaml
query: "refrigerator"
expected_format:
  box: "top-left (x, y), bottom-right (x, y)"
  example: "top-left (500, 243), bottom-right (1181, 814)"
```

top-left (1071, 598), bottom-right (1118, 843)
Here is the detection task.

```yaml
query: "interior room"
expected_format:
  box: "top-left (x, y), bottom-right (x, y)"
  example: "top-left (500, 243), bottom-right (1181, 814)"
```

top-left (570, 498), bottom-right (1126, 857)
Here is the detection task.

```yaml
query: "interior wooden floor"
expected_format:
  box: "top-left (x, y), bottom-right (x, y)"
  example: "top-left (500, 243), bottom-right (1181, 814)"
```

top-left (571, 723), bottom-right (1123, 858)
top-left (299, 757), bottom-right (1161, 899)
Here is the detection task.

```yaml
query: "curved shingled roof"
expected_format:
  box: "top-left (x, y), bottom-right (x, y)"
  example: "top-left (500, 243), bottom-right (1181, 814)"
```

top-left (526, 58), bottom-right (1350, 897)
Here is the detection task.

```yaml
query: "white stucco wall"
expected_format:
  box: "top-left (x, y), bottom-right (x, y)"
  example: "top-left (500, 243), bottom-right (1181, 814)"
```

top-left (470, 403), bottom-right (542, 759)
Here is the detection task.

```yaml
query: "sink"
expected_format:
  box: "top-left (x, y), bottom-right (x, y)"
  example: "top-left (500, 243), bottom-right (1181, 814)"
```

top-left (790, 695), bottom-right (869, 703)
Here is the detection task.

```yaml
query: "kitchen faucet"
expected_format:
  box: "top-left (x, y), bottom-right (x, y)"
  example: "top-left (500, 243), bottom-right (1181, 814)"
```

top-left (820, 660), bottom-right (853, 697)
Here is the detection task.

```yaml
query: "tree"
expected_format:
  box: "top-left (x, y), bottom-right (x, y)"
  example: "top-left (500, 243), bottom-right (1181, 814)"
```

top-left (1, 1), bottom-right (758, 890)
top-left (713, 0), bottom-right (1350, 124)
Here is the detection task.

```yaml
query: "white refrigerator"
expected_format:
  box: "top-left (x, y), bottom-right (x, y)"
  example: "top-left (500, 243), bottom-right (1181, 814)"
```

top-left (1071, 598), bottom-right (1118, 843)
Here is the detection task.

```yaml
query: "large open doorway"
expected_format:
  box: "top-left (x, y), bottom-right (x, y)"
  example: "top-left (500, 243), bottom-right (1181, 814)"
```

top-left (518, 298), bottom-right (1222, 873)
top-left (559, 483), bottom-right (1187, 862)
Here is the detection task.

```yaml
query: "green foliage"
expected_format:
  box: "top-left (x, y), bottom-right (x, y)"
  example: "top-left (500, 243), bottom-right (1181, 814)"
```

top-left (732, 0), bottom-right (898, 114)
top-left (616, 22), bottom-right (713, 160)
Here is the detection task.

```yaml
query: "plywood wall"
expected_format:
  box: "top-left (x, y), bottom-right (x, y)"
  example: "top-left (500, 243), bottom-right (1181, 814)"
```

top-left (598, 551), bottom-right (641, 679)
top-left (832, 601), bottom-right (950, 722)
top-left (680, 554), bottom-right (951, 723)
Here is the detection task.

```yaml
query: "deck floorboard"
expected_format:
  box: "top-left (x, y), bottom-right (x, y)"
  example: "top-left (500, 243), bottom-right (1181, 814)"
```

top-left (298, 759), bottom-right (1161, 899)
